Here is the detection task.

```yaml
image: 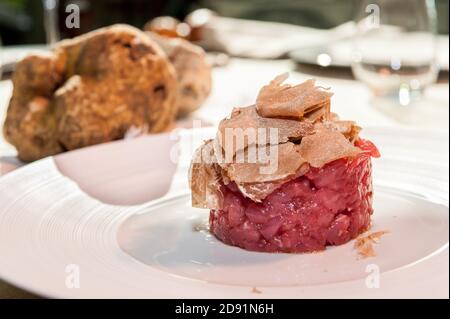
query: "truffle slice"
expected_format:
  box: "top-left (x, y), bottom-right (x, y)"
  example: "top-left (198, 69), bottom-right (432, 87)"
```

top-left (256, 73), bottom-right (333, 119)
top-left (221, 142), bottom-right (308, 184)
top-left (217, 105), bottom-right (314, 157)
top-left (298, 130), bottom-right (361, 168)
top-left (189, 140), bottom-right (222, 209)
top-left (190, 75), bottom-right (370, 205)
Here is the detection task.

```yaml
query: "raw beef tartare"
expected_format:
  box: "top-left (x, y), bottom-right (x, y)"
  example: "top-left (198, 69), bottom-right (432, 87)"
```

top-left (189, 74), bottom-right (380, 253)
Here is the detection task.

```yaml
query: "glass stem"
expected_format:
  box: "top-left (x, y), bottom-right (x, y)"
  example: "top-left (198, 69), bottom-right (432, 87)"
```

top-left (42, 0), bottom-right (60, 46)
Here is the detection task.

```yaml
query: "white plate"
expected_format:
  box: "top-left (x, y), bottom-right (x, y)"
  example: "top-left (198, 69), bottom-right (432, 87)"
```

top-left (0, 127), bottom-right (448, 298)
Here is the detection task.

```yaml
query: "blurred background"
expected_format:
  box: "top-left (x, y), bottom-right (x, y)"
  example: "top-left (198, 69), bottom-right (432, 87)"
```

top-left (0, 0), bottom-right (448, 45)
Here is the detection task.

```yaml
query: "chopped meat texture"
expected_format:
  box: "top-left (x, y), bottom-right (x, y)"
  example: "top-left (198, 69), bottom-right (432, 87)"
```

top-left (233, 163), bottom-right (311, 202)
top-left (209, 152), bottom-right (374, 253)
top-left (355, 138), bottom-right (381, 158)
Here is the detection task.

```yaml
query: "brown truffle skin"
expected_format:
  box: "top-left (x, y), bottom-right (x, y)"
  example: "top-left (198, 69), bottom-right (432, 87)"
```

top-left (147, 32), bottom-right (212, 117)
top-left (3, 52), bottom-right (66, 161)
top-left (4, 24), bottom-right (177, 161)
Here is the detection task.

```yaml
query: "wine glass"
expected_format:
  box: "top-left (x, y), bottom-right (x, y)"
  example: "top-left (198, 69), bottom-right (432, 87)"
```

top-left (42, 0), bottom-right (60, 46)
top-left (351, 0), bottom-right (438, 106)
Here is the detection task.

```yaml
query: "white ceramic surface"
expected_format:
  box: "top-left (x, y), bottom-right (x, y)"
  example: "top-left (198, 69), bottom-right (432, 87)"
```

top-left (0, 127), bottom-right (448, 298)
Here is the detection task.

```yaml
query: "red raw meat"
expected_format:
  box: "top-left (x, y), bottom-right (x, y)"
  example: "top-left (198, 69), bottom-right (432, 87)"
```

top-left (209, 140), bottom-right (377, 253)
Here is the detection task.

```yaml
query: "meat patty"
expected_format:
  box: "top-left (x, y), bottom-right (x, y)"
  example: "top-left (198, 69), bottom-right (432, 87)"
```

top-left (209, 145), bottom-right (375, 253)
